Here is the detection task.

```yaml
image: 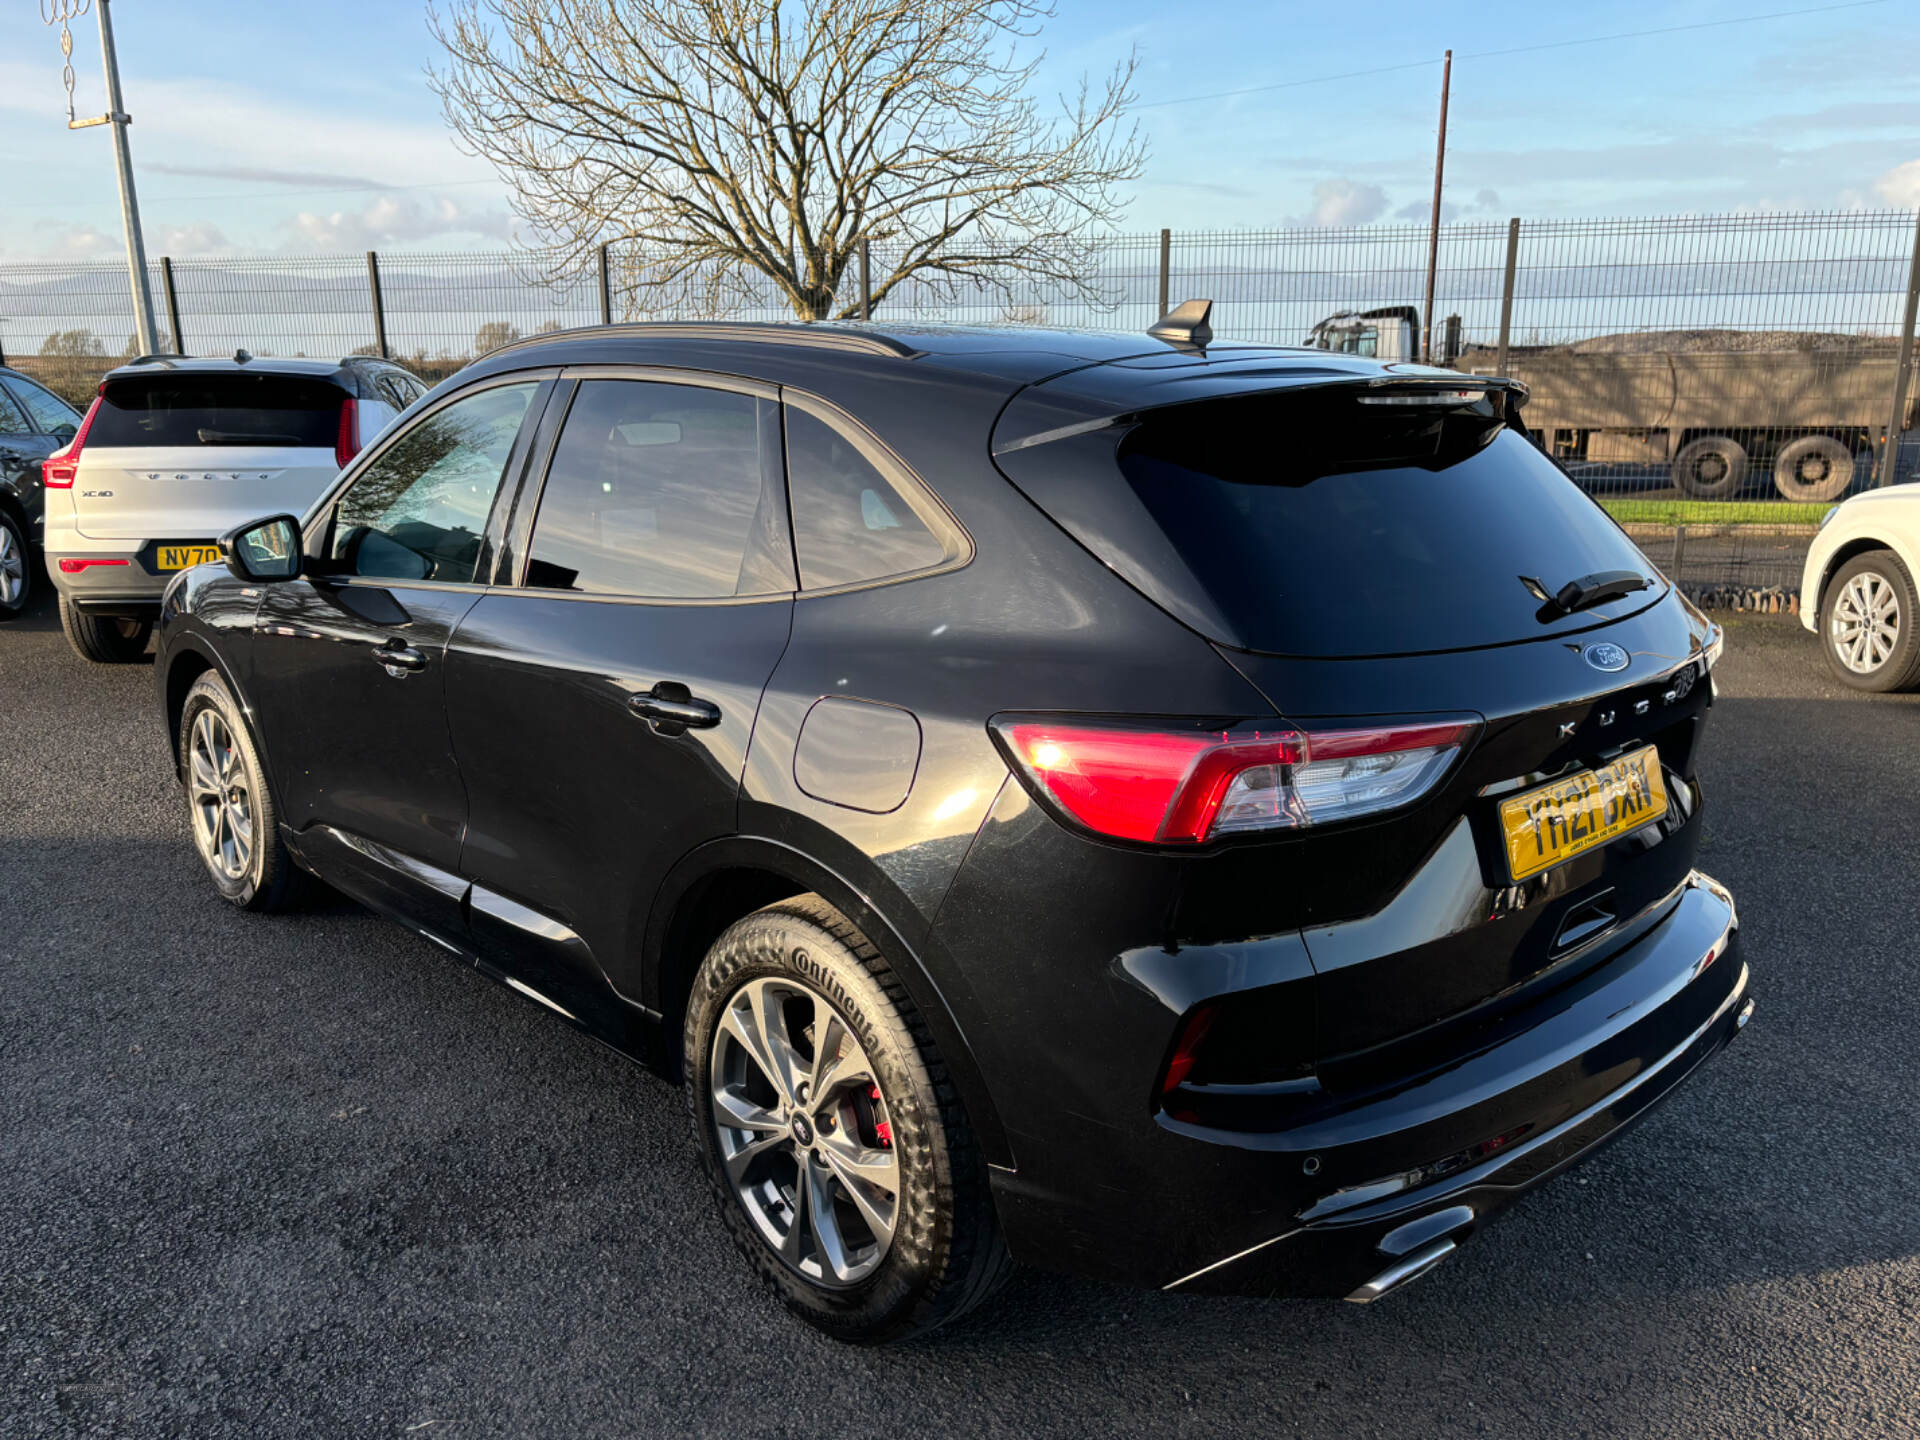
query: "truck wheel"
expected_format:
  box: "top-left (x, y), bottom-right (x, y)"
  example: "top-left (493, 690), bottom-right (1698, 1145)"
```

top-left (1773, 435), bottom-right (1854, 503)
top-left (1671, 436), bottom-right (1748, 500)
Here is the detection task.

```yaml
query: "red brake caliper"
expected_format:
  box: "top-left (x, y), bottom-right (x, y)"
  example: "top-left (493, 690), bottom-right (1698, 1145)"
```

top-left (869, 1085), bottom-right (893, 1147)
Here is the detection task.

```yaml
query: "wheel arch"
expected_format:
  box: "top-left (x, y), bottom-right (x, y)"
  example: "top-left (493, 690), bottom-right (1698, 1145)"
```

top-left (640, 834), bottom-right (1013, 1168)
top-left (161, 635), bottom-right (246, 782)
top-left (1812, 534), bottom-right (1919, 625)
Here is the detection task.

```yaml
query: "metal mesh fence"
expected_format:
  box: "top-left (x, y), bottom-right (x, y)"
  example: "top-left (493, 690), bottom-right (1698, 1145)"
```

top-left (4, 209), bottom-right (1916, 598)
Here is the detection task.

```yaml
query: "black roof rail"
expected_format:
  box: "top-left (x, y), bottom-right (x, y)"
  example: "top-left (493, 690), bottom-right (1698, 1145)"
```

top-left (125, 352), bottom-right (188, 366)
top-left (487, 320), bottom-right (924, 361)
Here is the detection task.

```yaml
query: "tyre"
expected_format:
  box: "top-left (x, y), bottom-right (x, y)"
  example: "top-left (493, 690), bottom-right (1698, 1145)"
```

top-left (58, 594), bottom-right (152, 662)
top-left (1821, 549), bottom-right (1920, 692)
top-left (1773, 434), bottom-right (1854, 503)
top-left (0, 511), bottom-right (29, 620)
top-left (685, 895), bottom-right (1011, 1342)
top-left (178, 670), bottom-right (305, 910)
top-left (1671, 436), bottom-right (1748, 500)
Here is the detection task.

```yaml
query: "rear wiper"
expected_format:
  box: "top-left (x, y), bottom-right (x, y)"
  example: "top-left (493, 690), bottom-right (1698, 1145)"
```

top-left (1520, 569), bottom-right (1652, 622)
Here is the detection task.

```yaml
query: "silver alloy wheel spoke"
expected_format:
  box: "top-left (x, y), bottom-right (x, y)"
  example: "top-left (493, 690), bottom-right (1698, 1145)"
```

top-left (818, 1132), bottom-right (900, 1242)
top-left (802, 1155), bottom-right (856, 1282)
top-left (0, 528), bottom-right (21, 605)
top-left (710, 974), bottom-right (901, 1289)
top-left (1833, 572), bottom-right (1899, 674)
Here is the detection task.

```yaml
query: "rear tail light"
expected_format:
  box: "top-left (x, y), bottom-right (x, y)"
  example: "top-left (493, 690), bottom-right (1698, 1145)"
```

top-left (57, 557), bottom-right (129, 574)
top-left (335, 397), bottom-right (360, 469)
top-left (994, 715), bottom-right (1476, 845)
top-left (41, 395), bottom-right (102, 488)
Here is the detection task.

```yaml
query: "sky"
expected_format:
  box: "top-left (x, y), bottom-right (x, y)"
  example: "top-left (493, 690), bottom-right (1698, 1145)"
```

top-left (0, 0), bottom-right (1917, 262)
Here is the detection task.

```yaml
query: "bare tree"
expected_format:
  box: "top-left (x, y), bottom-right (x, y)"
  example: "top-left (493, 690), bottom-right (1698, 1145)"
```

top-left (474, 320), bottom-right (524, 353)
top-left (428, 0), bottom-right (1142, 321)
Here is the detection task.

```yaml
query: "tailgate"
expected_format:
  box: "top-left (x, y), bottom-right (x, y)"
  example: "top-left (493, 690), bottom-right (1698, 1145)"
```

top-left (72, 446), bottom-right (339, 541)
top-left (1219, 597), bottom-right (1718, 1075)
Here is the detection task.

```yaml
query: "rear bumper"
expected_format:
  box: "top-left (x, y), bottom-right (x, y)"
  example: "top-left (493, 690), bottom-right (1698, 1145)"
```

top-left (987, 871), bottom-right (1749, 1296)
top-left (47, 541), bottom-right (182, 607)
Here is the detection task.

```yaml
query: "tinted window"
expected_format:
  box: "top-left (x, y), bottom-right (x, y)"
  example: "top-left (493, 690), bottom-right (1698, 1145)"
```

top-left (330, 382), bottom-right (537, 584)
top-left (525, 380), bottom-right (787, 598)
top-left (785, 407), bottom-right (947, 589)
top-left (4, 376), bottom-right (81, 435)
top-left (998, 390), bottom-right (1662, 658)
top-left (90, 373), bottom-right (345, 448)
top-left (0, 387), bottom-right (28, 437)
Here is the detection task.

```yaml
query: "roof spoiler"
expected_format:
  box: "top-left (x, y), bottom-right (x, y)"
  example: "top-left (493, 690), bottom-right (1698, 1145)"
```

top-left (993, 372), bottom-right (1531, 457)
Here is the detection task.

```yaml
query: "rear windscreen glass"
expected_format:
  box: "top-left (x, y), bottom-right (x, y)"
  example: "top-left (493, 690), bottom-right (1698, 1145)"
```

top-left (91, 374), bottom-right (343, 448)
top-left (998, 390), bottom-right (1662, 658)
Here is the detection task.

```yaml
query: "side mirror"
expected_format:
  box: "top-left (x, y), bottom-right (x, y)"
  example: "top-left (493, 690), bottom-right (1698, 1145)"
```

top-left (221, 514), bottom-right (303, 583)
top-left (50, 423), bottom-right (77, 443)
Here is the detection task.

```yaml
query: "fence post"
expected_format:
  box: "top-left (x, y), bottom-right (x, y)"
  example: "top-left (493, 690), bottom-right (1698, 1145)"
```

top-left (1879, 209), bottom-right (1920, 487)
top-left (365, 251), bottom-right (389, 358)
top-left (598, 243), bottom-right (613, 326)
top-left (1495, 218), bottom-right (1520, 375)
top-left (159, 255), bottom-right (184, 355)
top-left (860, 238), bottom-right (872, 320)
top-left (1157, 228), bottom-right (1171, 318)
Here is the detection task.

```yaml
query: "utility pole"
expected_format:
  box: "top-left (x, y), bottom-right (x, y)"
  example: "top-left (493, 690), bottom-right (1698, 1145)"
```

top-left (1421, 49), bottom-right (1452, 365)
top-left (45, 0), bottom-right (160, 355)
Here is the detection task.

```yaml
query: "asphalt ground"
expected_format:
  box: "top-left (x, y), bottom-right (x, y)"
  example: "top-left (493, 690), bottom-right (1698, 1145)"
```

top-left (2, 580), bottom-right (1917, 1439)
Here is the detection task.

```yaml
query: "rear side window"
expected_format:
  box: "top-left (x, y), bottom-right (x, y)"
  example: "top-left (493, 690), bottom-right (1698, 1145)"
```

top-left (784, 406), bottom-right (950, 589)
top-left (996, 390), bottom-right (1662, 658)
top-left (90, 373), bottom-right (344, 448)
top-left (4, 376), bottom-right (81, 436)
top-left (524, 380), bottom-right (790, 598)
top-left (0, 387), bottom-right (29, 437)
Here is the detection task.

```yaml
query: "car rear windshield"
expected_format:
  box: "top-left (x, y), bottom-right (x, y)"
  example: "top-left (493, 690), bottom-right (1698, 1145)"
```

top-left (995, 388), bottom-right (1663, 658)
top-left (90, 373), bottom-right (344, 449)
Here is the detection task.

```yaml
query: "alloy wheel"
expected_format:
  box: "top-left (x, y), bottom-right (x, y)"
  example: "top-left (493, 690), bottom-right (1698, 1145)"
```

top-left (709, 977), bottom-right (900, 1288)
top-left (188, 709), bottom-right (255, 881)
top-left (1831, 570), bottom-right (1900, 675)
top-left (0, 524), bottom-right (23, 607)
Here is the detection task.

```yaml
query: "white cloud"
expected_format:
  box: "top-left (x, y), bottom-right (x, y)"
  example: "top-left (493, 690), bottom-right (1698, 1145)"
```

top-left (286, 193), bottom-right (517, 250)
top-left (154, 221), bottom-right (233, 254)
top-left (1301, 178), bottom-right (1388, 227)
top-left (1874, 159), bottom-right (1920, 207)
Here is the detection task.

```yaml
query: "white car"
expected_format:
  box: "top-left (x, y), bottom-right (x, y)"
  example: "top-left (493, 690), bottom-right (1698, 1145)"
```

top-left (43, 353), bottom-right (427, 662)
top-left (1799, 482), bottom-right (1920, 691)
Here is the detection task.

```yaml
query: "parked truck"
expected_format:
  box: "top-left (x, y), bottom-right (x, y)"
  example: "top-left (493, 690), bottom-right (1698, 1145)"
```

top-left (1304, 311), bottom-right (1912, 502)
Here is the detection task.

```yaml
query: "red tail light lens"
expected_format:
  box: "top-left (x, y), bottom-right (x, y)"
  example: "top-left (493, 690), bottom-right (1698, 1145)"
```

top-left (1161, 1004), bottom-right (1218, 1096)
top-left (335, 397), bottom-right (359, 469)
top-left (57, 557), bottom-right (130, 574)
top-left (995, 715), bottom-right (1476, 845)
top-left (41, 395), bottom-right (102, 488)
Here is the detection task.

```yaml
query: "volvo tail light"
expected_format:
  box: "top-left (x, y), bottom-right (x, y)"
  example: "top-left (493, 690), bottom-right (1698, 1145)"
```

top-left (41, 395), bottom-right (102, 489)
top-left (993, 715), bottom-right (1476, 845)
top-left (335, 397), bottom-right (359, 469)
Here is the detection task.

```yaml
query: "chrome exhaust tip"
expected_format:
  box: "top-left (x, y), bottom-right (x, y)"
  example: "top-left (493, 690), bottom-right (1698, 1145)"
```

top-left (1345, 1238), bottom-right (1458, 1304)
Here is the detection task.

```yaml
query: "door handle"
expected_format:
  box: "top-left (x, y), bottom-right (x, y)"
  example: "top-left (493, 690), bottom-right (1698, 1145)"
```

top-left (373, 641), bottom-right (428, 675)
top-left (627, 683), bottom-right (721, 735)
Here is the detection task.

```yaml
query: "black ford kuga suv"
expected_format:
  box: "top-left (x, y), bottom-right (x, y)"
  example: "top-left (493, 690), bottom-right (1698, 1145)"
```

top-left (156, 313), bottom-right (1749, 1340)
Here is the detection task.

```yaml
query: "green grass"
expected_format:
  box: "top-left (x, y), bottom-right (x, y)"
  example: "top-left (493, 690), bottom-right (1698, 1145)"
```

top-left (1601, 498), bottom-right (1829, 526)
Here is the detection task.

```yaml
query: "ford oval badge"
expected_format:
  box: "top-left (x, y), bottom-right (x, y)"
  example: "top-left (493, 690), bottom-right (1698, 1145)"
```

top-left (1583, 641), bottom-right (1631, 672)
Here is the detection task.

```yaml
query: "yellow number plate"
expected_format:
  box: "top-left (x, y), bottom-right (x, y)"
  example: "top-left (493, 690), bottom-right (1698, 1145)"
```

top-left (1499, 745), bottom-right (1669, 882)
top-left (156, 545), bottom-right (222, 570)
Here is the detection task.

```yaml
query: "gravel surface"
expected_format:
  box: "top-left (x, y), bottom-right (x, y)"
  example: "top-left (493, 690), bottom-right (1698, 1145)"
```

top-left (2, 584), bottom-right (1917, 1439)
